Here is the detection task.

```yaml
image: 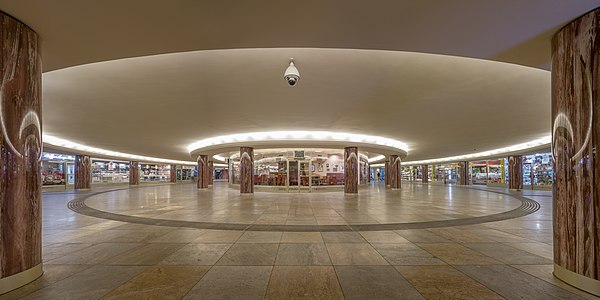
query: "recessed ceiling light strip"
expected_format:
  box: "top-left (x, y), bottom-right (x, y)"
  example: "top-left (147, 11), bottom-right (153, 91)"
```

top-left (402, 135), bottom-right (551, 165)
top-left (43, 134), bottom-right (197, 166)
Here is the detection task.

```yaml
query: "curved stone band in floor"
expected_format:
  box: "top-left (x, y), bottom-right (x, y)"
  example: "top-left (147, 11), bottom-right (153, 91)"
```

top-left (67, 184), bottom-right (540, 232)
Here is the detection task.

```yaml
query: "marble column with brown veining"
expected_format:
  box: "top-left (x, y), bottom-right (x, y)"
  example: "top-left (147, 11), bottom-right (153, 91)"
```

top-left (344, 147), bottom-right (358, 193)
top-left (170, 164), bottom-right (177, 183)
top-left (239, 147), bottom-right (254, 193)
top-left (208, 161), bottom-right (214, 186)
top-left (552, 9), bottom-right (600, 294)
top-left (197, 155), bottom-right (209, 189)
top-left (385, 161), bottom-right (390, 187)
top-left (459, 161), bottom-right (469, 185)
top-left (0, 12), bottom-right (43, 293)
top-left (389, 155), bottom-right (401, 189)
top-left (508, 156), bottom-right (523, 190)
top-left (421, 164), bottom-right (429, 183)
top-left (74, 155), bottom-right (91, 189)
top-left (129, 161), bottom-right (140, 185)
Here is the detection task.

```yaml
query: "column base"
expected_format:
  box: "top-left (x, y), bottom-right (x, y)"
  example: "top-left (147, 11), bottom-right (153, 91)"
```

top-left (554, 264), bottom-right (600, 296)
top-left (0, 263), bottom-right (43, 294)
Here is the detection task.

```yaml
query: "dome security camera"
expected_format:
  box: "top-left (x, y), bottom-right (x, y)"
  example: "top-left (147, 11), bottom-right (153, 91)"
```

top-left (284, 59), bottom-right (300, 87)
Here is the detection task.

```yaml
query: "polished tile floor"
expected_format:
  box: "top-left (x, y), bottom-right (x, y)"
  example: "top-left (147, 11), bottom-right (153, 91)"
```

top-left (3, 182), bottom-right (598, 299)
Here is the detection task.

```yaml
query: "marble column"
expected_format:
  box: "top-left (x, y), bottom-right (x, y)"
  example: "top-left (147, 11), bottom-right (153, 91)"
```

top-left (459, 161), bottom-right (469, 185)
top-left (239, 147), bottom-right (254, 193)
top-left (385, 161), bottom-right (390, 186)
top-left (389, 155), bottom-right (401, 189)
top-left (508, 156), bottom-right (523, 190)
top-left (170, 164), bottom-right (177, 183)
top-left (551, 9), bottom-right (600, 296)
top-left (0, 12), bottom-right (43, 293)
top-left (344, 147), bottom-right (358, 193)
top-left (208, 161), bottom-right (214, 186)
top-left (197, 155), bottom-right (209, 189)
top-left (129, 161), bottom-right (140, 185)
top-left (421, 165), bottom-right (429, 183)
top-left (74, 155), bottom-right (91, 189)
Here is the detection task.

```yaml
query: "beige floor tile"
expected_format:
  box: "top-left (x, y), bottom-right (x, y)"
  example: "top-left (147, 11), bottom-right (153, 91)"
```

top-left (396, 265), bottom-right (503, 299)
top-left (184, 266), bottom-right (272, 299)
top-left (322, 232), bottom-right (366, 243)
top-left (275, 243), bottom-right (331, 265)
top-left (359, 231), bottom-right (410, 243)
top-left (102, 266), bottom-right (209, 300)
top-left (266, 266), bottom-right (344, 299)
top-left (281, 232), bottom-right (324, 243)
top-left (192, 230), bottom-right (243, 243)
top-left (216, 243), bottom-right (279, 265)
top-left (160, 243), bottom-right (231, 265)
top-left (416, 243), bottom-right (501, 265)
top-left (336, 265), bottom-right (424, 299)
top-left (512, 265), bottom-right (600, 300)
top-left (237, 231), bottom-right (283, 243)
top-left (103, 243), bottom-right (184, 265)
top-left (372, 243), bottom-right (446, 265)
top-left (47, 243), bottom-right (142, 265)
top-left (326, 243), bottom-right (389, 265)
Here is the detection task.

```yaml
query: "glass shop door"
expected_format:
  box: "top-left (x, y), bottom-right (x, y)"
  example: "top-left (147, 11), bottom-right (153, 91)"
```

top-left (288, 161), bottom-right (299, 192)
top-left (299, 160), bottom-right (311, 192)
top-left (66, 162), bottom-right (75, 189)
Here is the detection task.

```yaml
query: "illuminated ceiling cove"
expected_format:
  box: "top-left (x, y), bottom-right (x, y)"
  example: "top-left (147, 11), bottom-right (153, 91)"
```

top-left (1, 0), bottom-right (587, 164)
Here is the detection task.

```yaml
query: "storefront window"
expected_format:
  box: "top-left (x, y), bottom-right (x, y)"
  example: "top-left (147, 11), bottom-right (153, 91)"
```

top-left (359, 156), bottom-right (369, 184)
top-left (141, 164), bottom-right (170, 182)
top-left (91, 159), bottom-right (129, 184)
top-left (214, 168), bottom-right (229, 180)
top-left (469, 159), bottom-right (504, 185)
top-left (523, 152), bottom-right (552, 186)
top-left (41, 152), bottom-right (74, 186)
top-left (230, 160), bottom-right (240, 185)
top-left (177, 166), bottom-right (195, 182)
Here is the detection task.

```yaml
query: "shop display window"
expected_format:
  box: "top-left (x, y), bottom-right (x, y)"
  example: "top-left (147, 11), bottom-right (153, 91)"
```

top-left (359, 157), bottom-right (369, 184)
top-left (469, 159), bottom-right (503, 185)
top-left (230, 160), bottom-right (240, 185)
top-left (141, 164), bottom-right (170, 182)
top-left (92, 160), bottom-right (129, 184)
top-left (523, 152), bottom-right (553, 186)
top-left (177, 166), bottom-right (195, 181)
top-left (41, 152), bottom-right (74, 186)
top-left (215, 168), bottom-right (228, 180)
top-left (432, 164), bottom-right (458, 184)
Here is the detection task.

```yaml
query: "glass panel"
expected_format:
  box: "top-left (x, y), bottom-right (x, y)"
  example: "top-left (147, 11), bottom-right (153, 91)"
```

top-left (532, 153), bottom-right (553, 186)
top-left (289, 161), bottom-right (298, 186)
top-left (255, 159), bottom-right (286, 186)
top-left (231, 161), bottom-right (240, 184)
top-left (66, 163), bottom-right (75, 185)
top-left (487, 160), bottom-right (502, 184)
top-left (42, 160), bottom-right (66, 186)
top-left (141, 164), bottom-right (169, 182)
top-left (470, 161), bottom-right (487, 185)
top-left (91, 160), bottom-right (130, 184)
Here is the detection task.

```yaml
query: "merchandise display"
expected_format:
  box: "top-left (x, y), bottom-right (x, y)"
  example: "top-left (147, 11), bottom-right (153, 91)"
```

top-left (141, 164), bottom-right (170, 182)
top-left (41, 152), bottom-right (75, 186)
top-left (92, 160), bottom-right (129, 184)
top-left (177, 166), bottom-right (195, 181)
top-left (524, 152), bottom-right (553, 186)
top-left (469, 159), bottom-right (503, 185)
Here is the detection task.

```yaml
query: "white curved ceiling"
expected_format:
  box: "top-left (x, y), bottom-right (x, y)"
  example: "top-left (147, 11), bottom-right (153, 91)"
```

top-left (1, 1), bottom-right (598, 163)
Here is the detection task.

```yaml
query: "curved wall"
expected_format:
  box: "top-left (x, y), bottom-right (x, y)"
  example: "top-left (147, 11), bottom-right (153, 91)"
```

top-left (0, 11), bottom-right (43, 293)
top-left (552, 7), bottom-right (600, 296)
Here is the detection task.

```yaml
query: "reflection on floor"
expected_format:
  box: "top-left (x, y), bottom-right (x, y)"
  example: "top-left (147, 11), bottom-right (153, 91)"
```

top-left (4, 182), bottom-right (598, 299)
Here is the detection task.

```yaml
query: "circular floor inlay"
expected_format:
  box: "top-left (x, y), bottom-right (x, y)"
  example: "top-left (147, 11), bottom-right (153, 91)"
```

top-left (67, 183), bottom-right (540, 232)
